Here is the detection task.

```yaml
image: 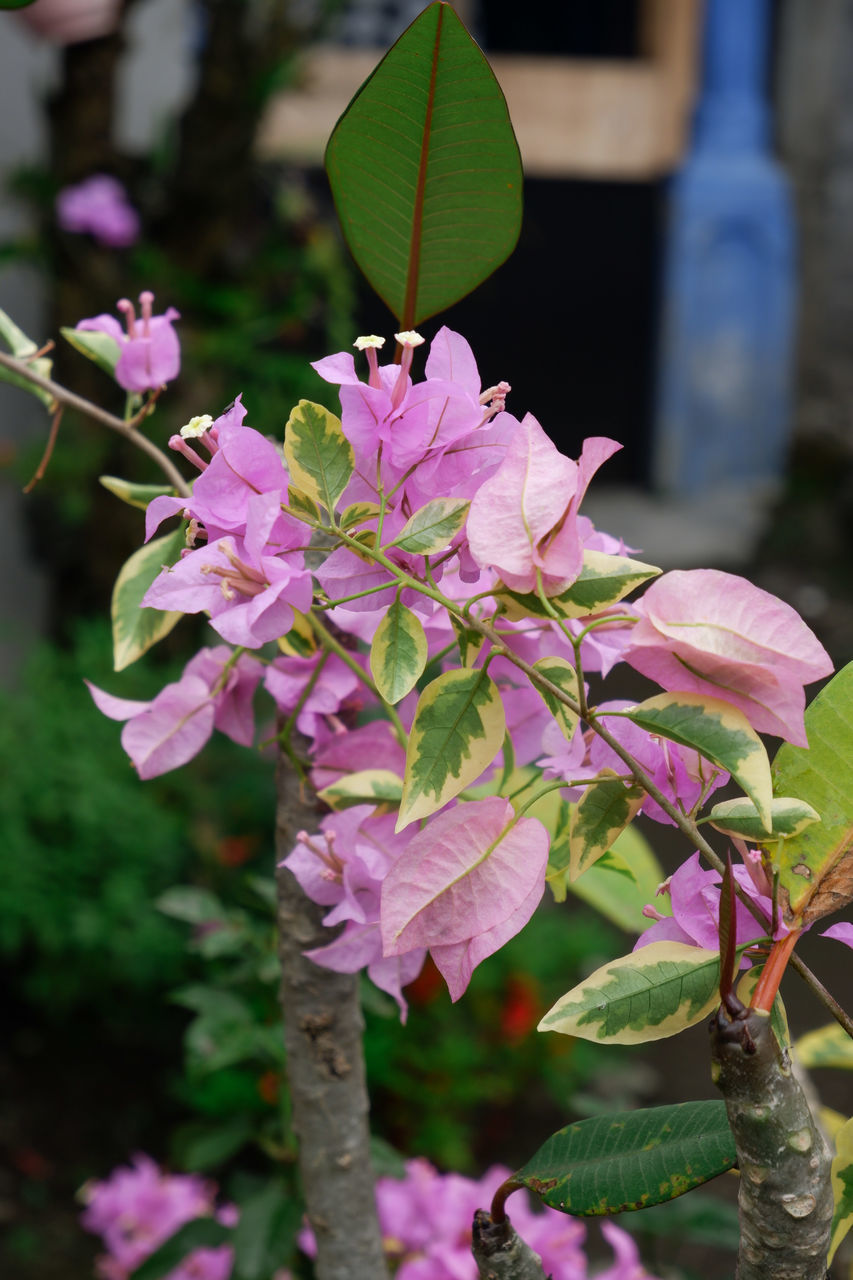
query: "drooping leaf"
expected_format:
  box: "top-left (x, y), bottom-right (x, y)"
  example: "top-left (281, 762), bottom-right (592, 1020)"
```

top-left (397, 667), bottom-right (505, 829)
top-left (283, 400), bottom-right (353, 516)
top-left (130, 1219), bottom-right (232, 1280)
top-left (450, 613), bottom-right (484, 667)
top-left (370, 599), bottom-right (428, 703)
top-left (531, 656), bottom-right (580, 740)
top-left (318, 769), bottom-right (403, 810)
top-left (231, 1182), bottom-right (301, 1280)
top-left (569, 773), bottom-right (644, 881)
top-left (61, 324), bottom-right (120, 376)
top-left (708, 795), bottom-right (821, 844)
top-left (0, 305), bottom-right (54, 408)
top-left (286, 485), bottom-right (322, 525)
top-left (539, 941), bottom-right (725, 1044)
top-left (829, 1117), bottom-right (853, 1266)
top-left (794, 1022), bottom-right (853, 1071)
top-left (99, 474), bottom-right (176, 511)
top-left (500, 550), bottom-right (660, 621)
top-left (386, 497), bottom-right (470, 555)
top-left (624, 692), bottom-right (772, 829)
top-left (771, 661), bottom-right (853, 924)
top-left (111, 528), bottom-right (185, 671)
top-left (563, 825), bottom-right (665, 933)
top-left (325, 1), bottom-right (522, 328)
top-left (511, 1100), bottom-right (736, 1216)
top-left (276, 610), bottom-right (317, 658)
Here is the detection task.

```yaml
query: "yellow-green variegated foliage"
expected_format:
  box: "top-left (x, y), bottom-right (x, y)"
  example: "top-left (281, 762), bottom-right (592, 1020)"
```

top-left (568, 772), bottom-right (644, 881)
top-left (111, 529), bottom-right (184, 671)
top-left (539, 941), bottom-right (723, 1044)
top-left (370, 600), bottom-right (428, 704)
top-left (284, 400), bottom-right (353, 517)
top-left (397, 668), bottom-right (505, 829)
top-left (828, 1116), bottom-right (853, 1266)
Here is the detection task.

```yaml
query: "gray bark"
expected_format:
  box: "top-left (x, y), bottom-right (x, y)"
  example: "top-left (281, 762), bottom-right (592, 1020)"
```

top-left (710, 1006), bottom-right (833, 1279)
top-left (472, 1210), bottom-right (549, 1280)
top-left (274, 748), bottom-right (389, 1280)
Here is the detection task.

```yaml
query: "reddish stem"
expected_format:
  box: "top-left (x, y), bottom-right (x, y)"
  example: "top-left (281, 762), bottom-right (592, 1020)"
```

top-left (750, 928), bottom-right (802, 1013)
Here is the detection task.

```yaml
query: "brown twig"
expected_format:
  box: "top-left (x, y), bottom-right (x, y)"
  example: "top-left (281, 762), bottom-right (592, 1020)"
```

top-left (23, 404), bottom-right (64, 493)
top-left (0, 348), bottom-right (191, 497)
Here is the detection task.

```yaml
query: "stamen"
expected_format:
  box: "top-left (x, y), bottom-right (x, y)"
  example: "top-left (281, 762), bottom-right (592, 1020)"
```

top-left (390, 331), bottom-right (424, 411)
top-left (168, 433), bottom-right (208, 472)
top-left (354, 335), bottom-right (386, 389)
top-left (642, 904), bottom-right (667, 922)
top-left (139, 290), bottom-right (154, 336)
top-left (295, 829), bottom-right (344, 878)
top-left (117, 297), bottom-right (136, 339)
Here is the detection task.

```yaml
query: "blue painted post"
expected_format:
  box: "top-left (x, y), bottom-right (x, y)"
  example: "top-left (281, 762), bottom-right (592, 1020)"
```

top-left (653, 0), bottom-right (796, 497)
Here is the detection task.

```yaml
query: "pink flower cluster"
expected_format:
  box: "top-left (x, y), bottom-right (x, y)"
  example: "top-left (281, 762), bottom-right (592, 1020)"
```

top-left (78, 292), bottom-right (180, 393)
top-left (80, 1154), bottom-right (236, 1280)
top-left (300, 1158), bottom-right (659, 1280)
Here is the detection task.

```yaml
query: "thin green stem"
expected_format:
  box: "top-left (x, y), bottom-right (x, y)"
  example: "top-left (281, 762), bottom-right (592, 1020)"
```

top-left (279, 649), bottom-right (330, 745)
top-left (307, 610), bottom-right (406, 744)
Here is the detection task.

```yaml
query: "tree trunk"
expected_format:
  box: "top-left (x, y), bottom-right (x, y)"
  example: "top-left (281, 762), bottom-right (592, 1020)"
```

top-left (710, 1005), bottom-right (834, 1279)
top-left (274, 747), bottom-right (389, 1280)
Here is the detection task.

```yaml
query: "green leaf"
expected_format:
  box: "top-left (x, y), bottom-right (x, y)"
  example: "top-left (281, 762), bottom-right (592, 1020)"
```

top-left (173, 1117), bottom-right (254, 1171)
top-left (829, 1116), bottom-right (853, 1265)
top-left (623, 692), bottom-right (773, 829)
top-left (286, 484), bottom-right (322, 525)
top-left (531, 656), bottom-right (580, 740)
top-left (318, 769), bottom-right (404, 810)
top-left (130, 1219), bottom-right (232, 1280)
top-left (539, 941), bottom-right (728, 1044)
top-left (501, 550), bottom-right (661, 621)
top-left (794, 1022), bottom-right (853, 1070)
top-left (386, 497), bottom-right (470, 555)
top-left (157, 886), bottom-right (224, 924)
top-left (61, 325), bottom-right (121, 376)
top-left (276, 611), bottom-right (317, 658)
top-left (325, 0), bottom-right (522, 328)
top-left (564, 825), bottom-right (665, 933)
top-left (450, 613), bottom-right (484, 667)
top-left (771, 661), bottom-right (853, 924)
top-left (232, 1182), bottom-right (301, 1280)
top-left (111, 528), bottom-right (185, 671)
top-left (397, 667), bottom-right (505, 829)
top-left (0, 305), bottom-right (54, 408)
top-left (370, 598), bottom-right (428, 703)
top-left (569, 773), bottom-right (644, 880)
top-left (99, 475), bottom-right (176, 511)
top-left (0, 1), bottom-right (40, 9)
top-left (283, 400), bottom-right (353, 515)
top-left (707, 796), bottom-right (821, 843)
top-left (340, 500), bottom-right (381, 530)
top-left (511, 1101), bottom-right (736, 1216)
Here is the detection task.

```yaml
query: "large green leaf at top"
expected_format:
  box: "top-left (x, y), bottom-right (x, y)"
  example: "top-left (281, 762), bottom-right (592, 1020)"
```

top-left (112, 528), bottom-right (185, 671)
top-left (397, 667), bottom-right (505, 829)
top-left (771, 661), bottom-right (853, 924)
top-left (623, 692), bottom-right (773, 829)
top-left (325, 1), bottom-right (522, 328)
top-left (510, 1101), bottom-right (736, 1217)
top-left (539, 941), bottom-right (725, 1044)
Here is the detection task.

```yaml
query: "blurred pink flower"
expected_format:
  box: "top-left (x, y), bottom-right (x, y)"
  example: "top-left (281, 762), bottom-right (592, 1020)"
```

top-left (80, 1153), bottom-right (234, 1280)
top-left (15, 0), bottom-right (120, 44)
top-left (56, 175), bottom-right (140, 247)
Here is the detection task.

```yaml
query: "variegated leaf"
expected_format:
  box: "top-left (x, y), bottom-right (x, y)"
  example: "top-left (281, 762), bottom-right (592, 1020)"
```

top-left (708, 796), bottom-right (820, 844)
top-left (624, 692), bottom-right (772, 829)
top-left (111, 528), bottom-right (185, 671)
top-left (500, 550), bottom-right (660, 621)
top-left (397, 668), bottom-right (505, 830)
top-left (318, 769), bottom-right (403, 810)
top-left (829, 1116), bottom-right (853, 1265)
top-left (539, 941), bottom-right (723, 1044)
top-left (100, 475), bottom-right (176, 511)
top-left (386, 497), bottom-right (470, 556)
top-left (532, 656), bottom-right (580, 740)
top-left (569, 772), bottom-right (644, 881)
top-left (370, 599), bottom-right (428, 704)
top-left (284, 400), bottom-right (353, 515)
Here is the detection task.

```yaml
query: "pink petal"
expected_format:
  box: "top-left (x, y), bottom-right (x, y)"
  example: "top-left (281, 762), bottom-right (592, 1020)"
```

top-left (821, 922), bottom-right (853, 949)
top-left (85, 680), bottom-right (149, 721)
top-left (121, 676), bottom-right (215, 778)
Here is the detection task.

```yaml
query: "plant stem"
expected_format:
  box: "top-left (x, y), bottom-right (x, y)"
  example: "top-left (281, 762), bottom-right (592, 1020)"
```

top-left (710, 1006), bottom-right (834, 1279)
top-left (0, 349), bottom-right (191, 496)
top-left (274, 745), bottom-right (388, 1280)
top-left (471, 1209), bottom-right (546, 1280)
